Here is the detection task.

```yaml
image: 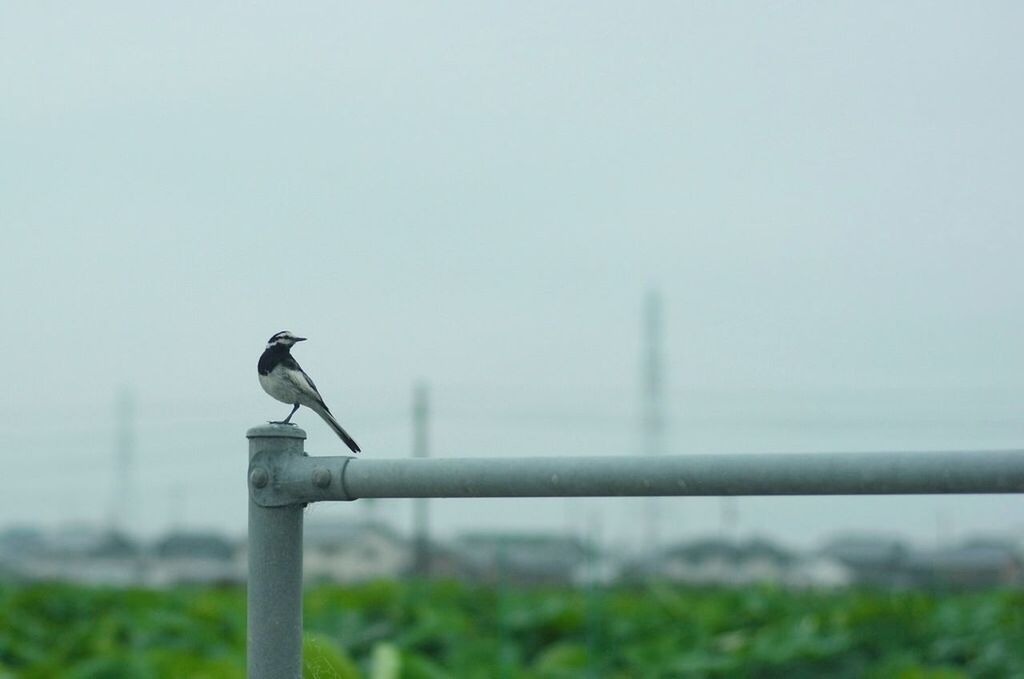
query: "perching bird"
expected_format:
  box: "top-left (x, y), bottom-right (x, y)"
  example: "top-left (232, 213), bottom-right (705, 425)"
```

top-left (257, 331), bottom-right (361, 453)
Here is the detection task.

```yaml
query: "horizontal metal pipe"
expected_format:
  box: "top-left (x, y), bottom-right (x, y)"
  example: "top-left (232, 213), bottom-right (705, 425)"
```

top-left (248, 446), bottom-right (1024, 506)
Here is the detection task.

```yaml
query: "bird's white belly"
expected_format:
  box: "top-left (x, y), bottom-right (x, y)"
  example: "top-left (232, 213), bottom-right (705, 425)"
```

top-left (259, 367), bottom-right (304, 405)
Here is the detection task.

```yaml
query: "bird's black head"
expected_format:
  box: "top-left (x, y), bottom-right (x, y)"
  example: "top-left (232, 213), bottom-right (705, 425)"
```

top-left (266, 331), bottom-right (307, 350)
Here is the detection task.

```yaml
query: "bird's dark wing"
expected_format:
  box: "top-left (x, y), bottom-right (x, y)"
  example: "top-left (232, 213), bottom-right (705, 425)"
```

top-left (281, 355), bottom-right (330, 409)
top-left (283, 354), bottom-right (360, 453)
top-left (297, 367), bottom-right (330, 409)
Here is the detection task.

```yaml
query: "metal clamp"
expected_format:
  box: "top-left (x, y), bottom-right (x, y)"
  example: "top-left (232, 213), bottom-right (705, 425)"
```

top-left (248, 449), bottom-right (357, 506)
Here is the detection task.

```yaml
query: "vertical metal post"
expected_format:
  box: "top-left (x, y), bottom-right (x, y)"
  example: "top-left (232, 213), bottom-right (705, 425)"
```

top-left (247, 424), bottom-right (306, 679)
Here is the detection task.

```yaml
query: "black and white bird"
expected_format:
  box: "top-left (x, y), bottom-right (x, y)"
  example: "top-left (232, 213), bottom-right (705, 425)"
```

top-left (257, 331), bottom-right (361, 453)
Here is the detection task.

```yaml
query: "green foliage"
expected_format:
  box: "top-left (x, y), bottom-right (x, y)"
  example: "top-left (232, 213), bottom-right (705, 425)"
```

top-left (303, 634), bottom-right (360, 679)
top-left (1, 580), bottom-right (1023, 678)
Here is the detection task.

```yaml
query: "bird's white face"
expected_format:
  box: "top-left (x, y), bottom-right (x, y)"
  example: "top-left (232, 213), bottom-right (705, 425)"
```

top-left (266, 331), bottom-right (307, 348)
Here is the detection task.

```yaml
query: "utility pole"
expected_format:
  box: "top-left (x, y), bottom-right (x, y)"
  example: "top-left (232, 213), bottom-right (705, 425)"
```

top-left (111, 387), bottom-right (135, 535)
top-left (412, 382), bottom-right (431, 576)
top-left (720, 497), bottom-right (738, 540)
top-left (641, 291), bottom-right (667, 557)
top-left (168, 483), bottom-right (186, 532)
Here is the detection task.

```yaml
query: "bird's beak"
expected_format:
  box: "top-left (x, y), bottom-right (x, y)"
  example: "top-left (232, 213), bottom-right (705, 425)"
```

top-left (294, 337), bottom-right (307, 342)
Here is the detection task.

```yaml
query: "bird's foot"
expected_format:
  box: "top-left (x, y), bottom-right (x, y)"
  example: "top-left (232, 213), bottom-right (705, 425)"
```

top-left (268, 420), bottom-right (297, 426)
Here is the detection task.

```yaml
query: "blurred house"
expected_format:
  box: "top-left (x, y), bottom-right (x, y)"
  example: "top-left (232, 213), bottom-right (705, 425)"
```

top-left (821, 534), bottom-right (912, 587)
top-left (0, 525), bottom-right (46, 557)
top-left (4, 519), bottom-right (1017, 591)
top-left (624, 537), bottom-right (851, 588)
top-left (7, 526), bottom-right (144, 586)
top-left (0, 526), bottom-right (45, 578)
top-left (416, 541), bottom-right (480, 580)
top-left (905, 539), bottom-right (1023, 589)
top-left (302, 520), bottom-right (411, 583)
top-left (148, 531), bottom-right (242, 586)
top-left (454, 532), bottom-right (596, 585)
top-left (641, 537), bottom-right (794, 586)
top-left (786, 554), bottom-right (854, 589)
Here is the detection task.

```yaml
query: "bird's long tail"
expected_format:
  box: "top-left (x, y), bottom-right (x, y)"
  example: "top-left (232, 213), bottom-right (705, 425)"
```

top-left (309, 403), bottom-right (361, 453)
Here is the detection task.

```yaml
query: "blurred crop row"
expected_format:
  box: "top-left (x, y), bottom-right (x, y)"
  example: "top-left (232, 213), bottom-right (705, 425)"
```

top-left (2, 581), bottom-right (1023, 678)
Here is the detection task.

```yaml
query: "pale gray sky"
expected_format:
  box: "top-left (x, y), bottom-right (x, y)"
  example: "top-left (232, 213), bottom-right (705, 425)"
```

top-left (2, 3), bottom-right (1022, 550)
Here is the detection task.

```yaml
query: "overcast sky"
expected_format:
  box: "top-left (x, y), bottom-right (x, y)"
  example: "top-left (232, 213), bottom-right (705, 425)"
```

top-left (2, 3), bottom-right (1022, 550)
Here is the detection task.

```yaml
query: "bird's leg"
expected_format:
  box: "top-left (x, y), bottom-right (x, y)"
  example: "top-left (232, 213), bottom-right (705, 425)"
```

top-left (270, 403), bottom-right (300, 425)
top-left (282, 403), bottom-right (300, 424)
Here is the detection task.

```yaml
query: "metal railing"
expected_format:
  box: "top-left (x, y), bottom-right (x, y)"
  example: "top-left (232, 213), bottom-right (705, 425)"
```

top-left (246, 423), bottom-right (1024, 679)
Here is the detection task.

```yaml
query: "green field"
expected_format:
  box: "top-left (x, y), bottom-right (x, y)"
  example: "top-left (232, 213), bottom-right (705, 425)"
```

top-left (1, 581), bottom-right (1023, 678)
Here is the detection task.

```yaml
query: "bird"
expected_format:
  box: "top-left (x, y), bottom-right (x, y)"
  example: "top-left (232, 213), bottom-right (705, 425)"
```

top-left (257, 331), bottom-right (361, 453)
